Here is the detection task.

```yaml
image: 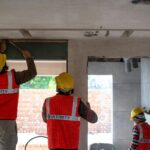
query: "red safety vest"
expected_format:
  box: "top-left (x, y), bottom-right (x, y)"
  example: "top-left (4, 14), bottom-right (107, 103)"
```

top-left (136, 122), bottom-right (150, 150)
top-left (45, 94), bottom-right (80, 149)
top-left (0, 70), bottom-right (19, 119)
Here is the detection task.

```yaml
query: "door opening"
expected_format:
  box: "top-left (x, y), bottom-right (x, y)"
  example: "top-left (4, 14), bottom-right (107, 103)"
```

top-left (88, 75), bottom-right (113, 148)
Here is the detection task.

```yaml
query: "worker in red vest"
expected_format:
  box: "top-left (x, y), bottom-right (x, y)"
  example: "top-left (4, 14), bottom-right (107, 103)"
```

top-left (128, 107), bottom-right (150, 150)
top-left (0, 40), bottom-right (37, 150)
top-left (42, 72), bottom-right (98, 150)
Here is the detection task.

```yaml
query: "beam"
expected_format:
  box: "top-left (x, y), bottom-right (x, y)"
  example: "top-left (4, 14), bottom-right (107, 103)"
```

top-left (121, 30), bottom-right (134, 37)
top-left (0, 28), bottom-right (149, 31)
top-left (19, 29), bottom-right (32, 38)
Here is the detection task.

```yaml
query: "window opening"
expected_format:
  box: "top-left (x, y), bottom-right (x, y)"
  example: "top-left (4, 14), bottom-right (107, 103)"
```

top-left (17, 75), bottom-right (56, 149)
top-left (88, 75), bottom-right (113, 148)
top-left (11, 59), bottom-right (67, 150)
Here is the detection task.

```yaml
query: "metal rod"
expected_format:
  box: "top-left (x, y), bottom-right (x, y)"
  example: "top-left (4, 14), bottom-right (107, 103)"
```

top-left (8, 41), bottom-right (23, 53)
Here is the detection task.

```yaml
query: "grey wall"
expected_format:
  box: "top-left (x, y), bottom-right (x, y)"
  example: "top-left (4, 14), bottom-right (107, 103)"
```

top-left (141, 58), bottom-right (150, 108)
top-left (68, 38), bottom-right (150, 150)
top-left (141, 58), bottom-right (150, 124)
top-left (88, 62), bottom-right (141, 150)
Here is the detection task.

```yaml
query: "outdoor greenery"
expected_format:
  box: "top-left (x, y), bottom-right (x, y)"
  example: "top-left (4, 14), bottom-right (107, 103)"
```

top-left (21, 75), bottom-right (112, 90)
top-left (20, 76), bottom-right (56, 89)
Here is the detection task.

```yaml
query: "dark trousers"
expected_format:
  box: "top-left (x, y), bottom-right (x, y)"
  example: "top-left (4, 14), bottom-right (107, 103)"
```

top-left (0, 120), bottom-right (17, 150)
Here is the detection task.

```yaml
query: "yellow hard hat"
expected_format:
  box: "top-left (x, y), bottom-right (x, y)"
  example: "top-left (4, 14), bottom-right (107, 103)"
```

top-left (130, 107), bottom-right (144, 121)
top-left (55, 72), bottom-right (74, 91)
top-left (0, 53), bottom-right (6, 70)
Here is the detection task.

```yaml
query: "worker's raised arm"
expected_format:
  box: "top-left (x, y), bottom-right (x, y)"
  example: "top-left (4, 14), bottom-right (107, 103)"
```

top-left (14, 49), bottom-right (37, 85)
top-left (42, 99), bottom-right (47, 123)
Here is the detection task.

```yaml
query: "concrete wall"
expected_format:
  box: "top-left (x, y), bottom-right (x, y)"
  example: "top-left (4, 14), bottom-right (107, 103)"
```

top-left (7, 61), bottom-right (66, 75)
top-left (141, 58), bottom-right (150, 124)
top-left (68, 38), bottom-right (150, 150)
top-left (141, 58), bottom-right (150, 108)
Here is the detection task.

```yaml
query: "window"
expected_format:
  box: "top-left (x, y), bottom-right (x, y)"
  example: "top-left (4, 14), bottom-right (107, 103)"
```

top-left (88, 75), bottom-right (113, 148)
top-left (17, 75), bottom-right (56, 149)
top-left (7, 60), bottom-right (67, 150)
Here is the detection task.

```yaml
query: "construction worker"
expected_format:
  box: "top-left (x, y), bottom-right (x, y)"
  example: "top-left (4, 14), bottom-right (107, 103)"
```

top-left (42, 72), bottom-right (98, 150)
top-left (128, 107), bottom-right (150, 150)
top-left (0, 40), bottom-right (37, 150)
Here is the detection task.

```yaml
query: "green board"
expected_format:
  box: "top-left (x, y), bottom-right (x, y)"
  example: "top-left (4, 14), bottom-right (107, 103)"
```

top-left (5, 41), bottom-right (68, 60)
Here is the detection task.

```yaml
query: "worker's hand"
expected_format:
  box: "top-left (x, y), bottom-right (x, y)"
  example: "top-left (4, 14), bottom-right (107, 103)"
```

top-left (21, 50), bottom-right (32, 59)
top-left (86, 102), bottom-right (91, 109)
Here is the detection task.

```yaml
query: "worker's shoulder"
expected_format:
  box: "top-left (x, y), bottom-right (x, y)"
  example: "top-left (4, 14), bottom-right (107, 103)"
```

top-left (44, 97), bottom-right (51, 102)
top-left (73, 95), bottom-right (81, 99)
top-left (46, 94), bottom-right (58, 100)
top-left (9, 69), bottom-right (16, 76)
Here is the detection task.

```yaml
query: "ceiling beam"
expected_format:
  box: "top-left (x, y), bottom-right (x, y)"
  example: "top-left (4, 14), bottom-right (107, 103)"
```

top-left (0, 28), bottom-right (149, 31)
top-left (121, 30), bottom-right (134, 37)
top-left (19, 29), bottom-right (32, 38)
top-left (105, 30), bottom-right (110, 37)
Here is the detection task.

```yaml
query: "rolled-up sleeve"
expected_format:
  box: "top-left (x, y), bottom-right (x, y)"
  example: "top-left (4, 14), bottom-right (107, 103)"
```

top-left (42, 100), bottom-right (47, 123)
top-left (14, 58), bottom-right (37, 85)
top-left (129, 126), bottom-right (139, 150)
top-left (78, 100), bottom-right (98, 123)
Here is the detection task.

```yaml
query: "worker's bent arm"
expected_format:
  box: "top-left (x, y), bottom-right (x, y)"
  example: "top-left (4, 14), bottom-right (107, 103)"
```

top-left (14, 57), bottom-right (37, 85)
top-left (42, 101), bottom-right (47, 123)
top-left (129, 126), bottom-right (139, 150)
top-left (78, 100), bottom-right (98, 123)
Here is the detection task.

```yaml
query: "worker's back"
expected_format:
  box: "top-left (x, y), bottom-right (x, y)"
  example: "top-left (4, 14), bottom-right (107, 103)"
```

top-left (45, 94), bottom-right (80, 149)
top-left (136, 122), bottom-right (150, 150)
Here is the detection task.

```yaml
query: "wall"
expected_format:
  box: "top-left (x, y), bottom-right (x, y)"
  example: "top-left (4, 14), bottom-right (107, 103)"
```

top-left (141, 58), bottom-right (150, 108)
top-left (7, 61), bottom-right (66, 75)
top-left (141, 58), bottom-right (150, 124)
top-left (68, 37), bottom-right (150, 150)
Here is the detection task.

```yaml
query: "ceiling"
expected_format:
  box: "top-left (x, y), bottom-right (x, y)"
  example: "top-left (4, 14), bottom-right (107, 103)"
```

top-left (0, 0), bottom-right (150, 39)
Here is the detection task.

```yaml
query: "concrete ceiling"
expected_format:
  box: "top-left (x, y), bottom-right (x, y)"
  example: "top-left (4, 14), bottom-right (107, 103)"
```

top-left (0, 0), bottom-right (150, 39)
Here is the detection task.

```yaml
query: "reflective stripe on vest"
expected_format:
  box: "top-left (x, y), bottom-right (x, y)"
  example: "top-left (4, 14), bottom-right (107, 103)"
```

top-left (46, 97), bottom-right (80, 121)
top-left (0, 71), bottom-right (19, 94)
top-left (138, 123), bottom-right (150, 143)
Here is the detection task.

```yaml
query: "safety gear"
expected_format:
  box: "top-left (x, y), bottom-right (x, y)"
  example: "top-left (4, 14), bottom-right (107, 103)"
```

top-left (133, 113), bottom-right (146, 123)
top-left (130, 107), bottom-right (144, 121)
top-left (55, 72), bottom-right (74, 92)
top-left (0, 70), bottom-right (19, 119)
top-left (45, 94), bottom-right (80, 149)
top-left (135, 122), bottom-right (150, 150)
top-left (0, 53), bottom-right (6, 70)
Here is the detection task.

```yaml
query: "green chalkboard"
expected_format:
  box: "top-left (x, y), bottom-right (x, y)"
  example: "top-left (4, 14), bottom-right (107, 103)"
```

top-left (5, 41), bottom-right (68, 60)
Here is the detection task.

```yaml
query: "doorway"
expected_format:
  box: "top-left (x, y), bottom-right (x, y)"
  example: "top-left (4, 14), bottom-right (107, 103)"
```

top-left (88, 75), bottom-right (113, 147)
top-left (87, 58), bottom-right (141, 150)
